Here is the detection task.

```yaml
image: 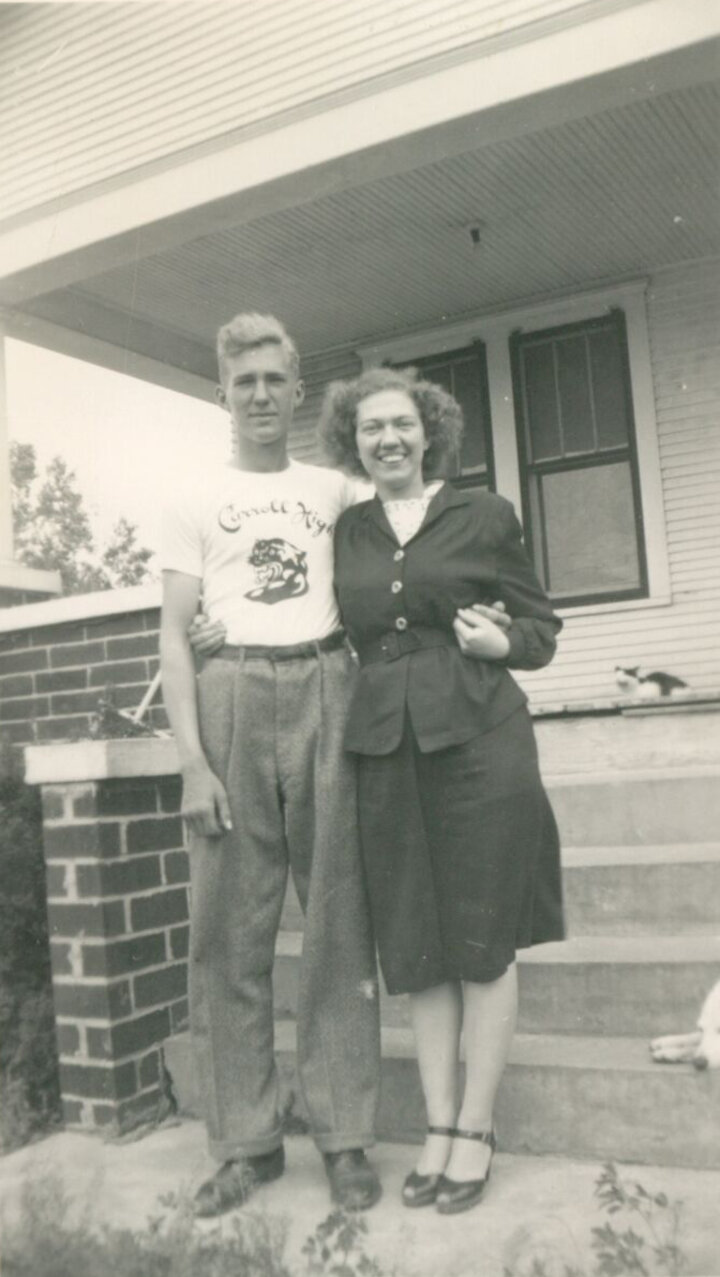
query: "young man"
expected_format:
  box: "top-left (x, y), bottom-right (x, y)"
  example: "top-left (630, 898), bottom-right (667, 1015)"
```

top-left (160, 314), bottom-right (381, 1215)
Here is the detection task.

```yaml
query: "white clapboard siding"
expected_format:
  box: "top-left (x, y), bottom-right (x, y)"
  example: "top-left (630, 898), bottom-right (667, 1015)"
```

top-left (520, 257), bottom-right (720, 706)
top-left (288, 344), bottom-right (362, 462)
top-left (283, 258), bottom-right (719, 708)
top-left (1, 0), bottom-right (620, 222)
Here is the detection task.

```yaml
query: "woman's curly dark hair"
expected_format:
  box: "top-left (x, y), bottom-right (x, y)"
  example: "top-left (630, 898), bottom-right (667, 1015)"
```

top-left (317, 366), bottom-right (464, 479)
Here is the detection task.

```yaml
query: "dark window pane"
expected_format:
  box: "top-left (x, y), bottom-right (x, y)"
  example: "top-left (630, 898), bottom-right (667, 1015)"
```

top-left (420, 359), bottom-right (453, 395)
top-left (539, 462), bottom-right (641, 597)
top-left (406, 346), bottom-right (492, 488)
top-left (589, 327), bottom-right (630, 448)
top-left (452, 357), bottom-right (487, 475)
top-left (522, 342), bottom-right (560, 461)
top-left (557, 335), bottom-right (594, 454)
top-left (513, 310), bottom-right (645, 604)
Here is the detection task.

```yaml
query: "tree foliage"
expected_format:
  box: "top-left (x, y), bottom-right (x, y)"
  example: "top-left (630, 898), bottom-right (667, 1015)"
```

top-left (10, 442), bottom-right (154, 595)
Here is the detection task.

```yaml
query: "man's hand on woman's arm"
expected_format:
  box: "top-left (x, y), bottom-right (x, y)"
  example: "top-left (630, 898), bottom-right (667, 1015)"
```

top-left (161, 572), bottom-right (232, 838)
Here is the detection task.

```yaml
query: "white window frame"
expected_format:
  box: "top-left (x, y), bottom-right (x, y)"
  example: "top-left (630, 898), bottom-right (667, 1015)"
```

top-left (357, 279), bottom-right (671, 618)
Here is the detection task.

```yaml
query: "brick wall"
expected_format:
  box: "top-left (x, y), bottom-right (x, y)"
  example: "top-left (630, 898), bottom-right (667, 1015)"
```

top-left (40, 768), bottom-right (189, 1133)
top-left (0, 606), bottom-right (166, 747)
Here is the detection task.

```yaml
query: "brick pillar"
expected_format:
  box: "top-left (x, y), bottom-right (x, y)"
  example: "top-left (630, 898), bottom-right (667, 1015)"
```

top-left (26, 742), bottom-right (189, 1135)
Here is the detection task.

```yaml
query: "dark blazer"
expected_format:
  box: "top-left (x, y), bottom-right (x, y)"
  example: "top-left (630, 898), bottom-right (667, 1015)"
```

top-left (334, 482), bottom-right (562, 755)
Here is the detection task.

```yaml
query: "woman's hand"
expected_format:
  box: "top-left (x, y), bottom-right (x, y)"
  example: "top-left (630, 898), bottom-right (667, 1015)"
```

top-left (453, 600), bottom-right (511, 661)
top-left (187, 612), bottom-right (227, 656)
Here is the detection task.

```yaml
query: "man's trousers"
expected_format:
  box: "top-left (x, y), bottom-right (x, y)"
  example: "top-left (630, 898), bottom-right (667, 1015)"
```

top-left (189, 643), bottom-right (381, 1161)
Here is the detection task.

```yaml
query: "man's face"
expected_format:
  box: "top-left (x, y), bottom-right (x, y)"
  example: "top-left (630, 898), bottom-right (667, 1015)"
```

top-left (217, 343), bottom-right (304, 449)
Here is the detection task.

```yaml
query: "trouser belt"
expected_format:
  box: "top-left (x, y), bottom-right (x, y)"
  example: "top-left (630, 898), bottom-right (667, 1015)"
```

top-left (357, 626), bottom-right (453, 666)
top-left (209, 629), bottom-right (347, 662)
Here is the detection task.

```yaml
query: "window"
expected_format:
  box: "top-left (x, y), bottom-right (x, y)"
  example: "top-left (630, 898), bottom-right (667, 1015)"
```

top-left (361, 282), bottom-right (669, 613)
top-left (511, 309), bottom-right (648, 607)
top-left (401, 344), bottom-right (494, 490)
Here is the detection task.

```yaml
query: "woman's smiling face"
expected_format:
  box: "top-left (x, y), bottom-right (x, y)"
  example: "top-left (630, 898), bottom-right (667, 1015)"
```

top-left (355, 389), bottom-right (428, 499)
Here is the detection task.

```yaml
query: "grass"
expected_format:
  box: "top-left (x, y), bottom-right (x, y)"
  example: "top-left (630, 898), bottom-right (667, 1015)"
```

top-left (0, 1160), bottom-right (691, 1277)
top-left (1, 1174), bottom-right (292, 1277)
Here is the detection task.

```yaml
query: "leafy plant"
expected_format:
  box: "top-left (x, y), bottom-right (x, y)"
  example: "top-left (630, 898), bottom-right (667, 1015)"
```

top-left (591, 1163), bottom-right (685, 1277)
top-left (301, 1208), bottom-right (385, 1276)
top-left (503, 1162), bottom-right (687, 1277)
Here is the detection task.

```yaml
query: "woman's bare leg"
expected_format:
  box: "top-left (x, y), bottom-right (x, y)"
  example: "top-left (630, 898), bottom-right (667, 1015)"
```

top-left (444, 963), bottom-right (518, 1181)
top-left (409, 981), bottom-right (463, 1174)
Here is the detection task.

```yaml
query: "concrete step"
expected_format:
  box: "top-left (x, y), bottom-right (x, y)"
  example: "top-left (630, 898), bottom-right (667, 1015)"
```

top-left (562, 843), bottom-right (720, 935)
top-left (273, 932), bottom-right (720, 1037)
top-left (534, 706), bottom-right (720, 775)
top-left (517, 935), bottom-right (719, 1037)
top-left (545, 766), bottom-right (720, 846)
top-left (280, 844), bottom-right (720, 937)
top-left (164, 1023), bottom-right (720, 1170)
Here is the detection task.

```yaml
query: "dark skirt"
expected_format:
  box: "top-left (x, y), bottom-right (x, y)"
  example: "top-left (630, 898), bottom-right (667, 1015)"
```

top-left (357, 705), bottom-right (565, 995)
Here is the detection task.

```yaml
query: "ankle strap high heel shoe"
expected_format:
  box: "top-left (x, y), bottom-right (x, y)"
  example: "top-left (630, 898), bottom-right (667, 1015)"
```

top-left (402, 1125), bottom-right (457, 1209)
top-left (435, 1129), bottom-right (496, 1215)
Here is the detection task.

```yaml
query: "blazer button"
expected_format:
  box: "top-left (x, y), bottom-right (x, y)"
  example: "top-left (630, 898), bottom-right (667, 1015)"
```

top-left (391, 580), bottom-right (403, 593)
top-left (393, 549), bottom-right (405, 561)
top-left (395, 616), bottom-right (408, 631)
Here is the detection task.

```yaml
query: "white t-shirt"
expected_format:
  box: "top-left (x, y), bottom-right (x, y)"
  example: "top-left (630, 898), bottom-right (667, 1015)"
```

top-left (161, 461), bottom-right (366, 645)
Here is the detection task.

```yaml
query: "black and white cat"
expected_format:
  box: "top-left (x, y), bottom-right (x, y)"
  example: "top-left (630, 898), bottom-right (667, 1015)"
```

top-left (614, 665), bottom-right (688, 699)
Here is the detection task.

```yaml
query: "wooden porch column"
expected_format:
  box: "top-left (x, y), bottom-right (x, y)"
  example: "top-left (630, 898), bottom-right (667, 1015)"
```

top-left (0, 317), bottom-right (61, 603)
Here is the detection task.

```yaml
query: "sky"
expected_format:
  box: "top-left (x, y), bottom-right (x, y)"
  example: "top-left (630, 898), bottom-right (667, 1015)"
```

top-left (6, 338), bottom-right (230, 562)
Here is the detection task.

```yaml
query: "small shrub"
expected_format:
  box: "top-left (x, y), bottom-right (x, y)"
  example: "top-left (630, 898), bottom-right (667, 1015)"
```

top-left (1, 1175), bottom-right (292, 1277)
top-left (0, 743), bottom-right (61, 1151)
top-left (1, 1172), bottom-right (399, 1277)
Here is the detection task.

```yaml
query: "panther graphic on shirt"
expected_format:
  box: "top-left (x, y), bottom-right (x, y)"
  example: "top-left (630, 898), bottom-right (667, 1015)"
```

top-left (244, 538), bottom-right (309, 604)
top-left (160, 460), bottom-right (366, 642)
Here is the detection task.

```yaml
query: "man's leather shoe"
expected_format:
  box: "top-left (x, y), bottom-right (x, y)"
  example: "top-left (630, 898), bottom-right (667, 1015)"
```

top-left (192, 1145), bottom-right (285, 1217)
top-left (323, 1149), bottom-right (382, 1211)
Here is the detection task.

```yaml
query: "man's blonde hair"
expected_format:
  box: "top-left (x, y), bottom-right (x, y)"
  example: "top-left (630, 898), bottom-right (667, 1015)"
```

top-left (216, 313), bottom-right (300, 382)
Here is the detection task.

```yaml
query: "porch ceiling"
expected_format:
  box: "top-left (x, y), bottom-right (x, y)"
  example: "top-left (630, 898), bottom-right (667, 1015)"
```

top-left (17, 77), bottom-right (720, 375)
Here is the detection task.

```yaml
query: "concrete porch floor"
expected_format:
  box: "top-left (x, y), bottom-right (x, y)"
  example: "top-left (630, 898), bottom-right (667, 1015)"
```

top-left (0, 1120), bottom-right (718, 1276)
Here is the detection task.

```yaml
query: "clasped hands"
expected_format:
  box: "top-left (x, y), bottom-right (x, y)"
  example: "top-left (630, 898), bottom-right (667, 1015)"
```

top-left (452, 601), bottom-right (511, 660)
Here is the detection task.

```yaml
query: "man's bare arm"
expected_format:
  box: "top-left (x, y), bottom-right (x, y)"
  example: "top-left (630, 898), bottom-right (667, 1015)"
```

top-left (160, 571), bottom-right (232, 837)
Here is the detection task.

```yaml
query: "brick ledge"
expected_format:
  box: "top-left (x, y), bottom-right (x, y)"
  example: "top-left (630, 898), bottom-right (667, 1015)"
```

top-left (0, 582), bottom-right (160, 634)
top-left (25, 737), bottom-right (179, 785)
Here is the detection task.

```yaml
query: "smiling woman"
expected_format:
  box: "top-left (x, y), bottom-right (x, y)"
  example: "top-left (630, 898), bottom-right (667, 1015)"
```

top-left (319, 365), bottom-right (463, 486)
top-left (355, 389), bottom-right (429, 500)
top-left (319, 364), bottom-right (564, 1214)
